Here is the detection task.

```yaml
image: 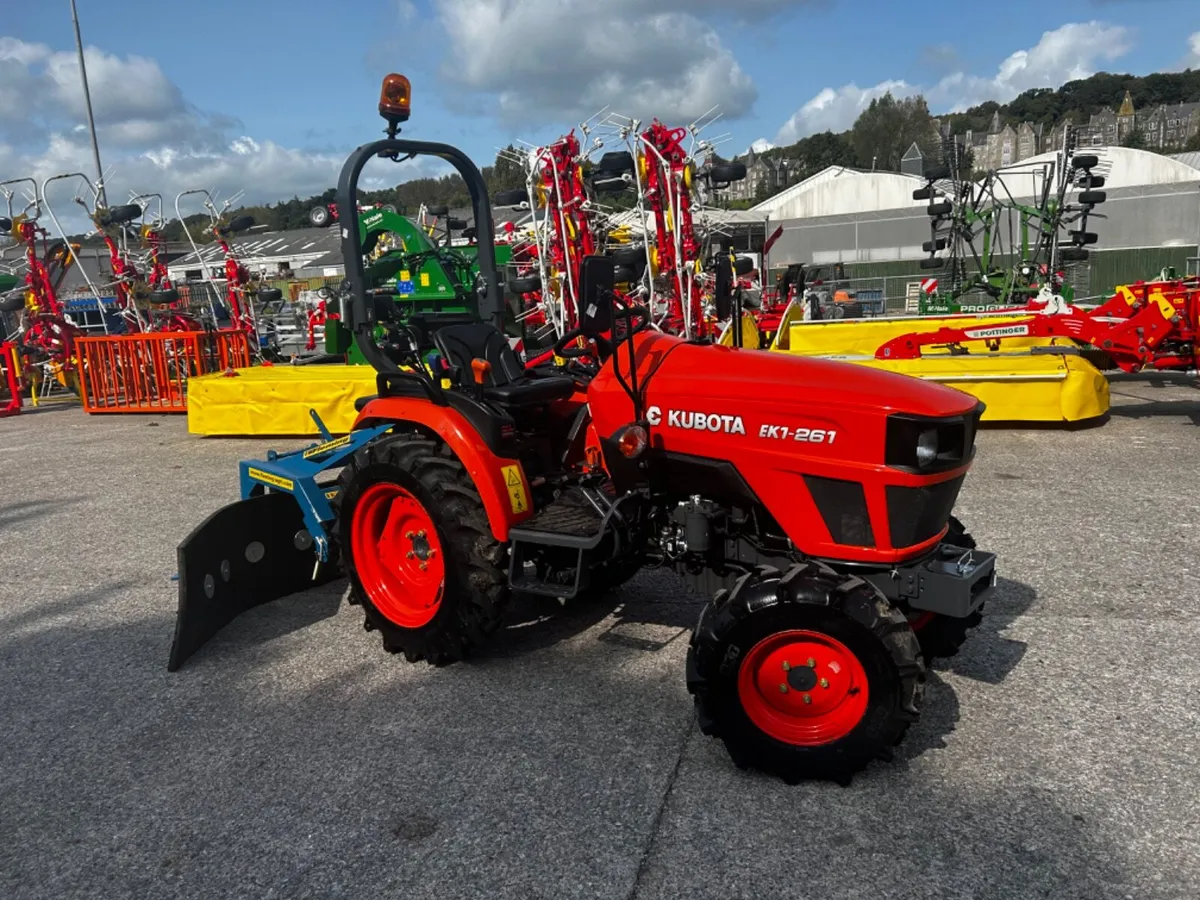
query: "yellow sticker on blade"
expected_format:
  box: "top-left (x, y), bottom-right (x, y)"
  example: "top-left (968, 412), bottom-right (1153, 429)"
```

top-left (500, 464), bottom-right (528, 514)
top-left (420, 272), bottom-right (431, 287)
top-left (248, 468), bottom-right (294, 491)
top-left (302, 434), bottom-right (352, 459)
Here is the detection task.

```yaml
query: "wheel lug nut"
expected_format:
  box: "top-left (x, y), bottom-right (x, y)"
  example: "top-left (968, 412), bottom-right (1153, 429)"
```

top-left (807, 657), bottom-right (816, 668)
top-left (419, 562), bottom-right (428, 571)
top-left (820, 678), bottom-right (829, 688)
top-left (781, 661), bottom-right (791, 671)
top-left (417, 530), bottom-right (426, 538)
top-left (405, 531), bottom-right (415, 539)
top-left (778, 683), bottom-right (788, 693)
top-left (802, 693), bottom-right (812, 704)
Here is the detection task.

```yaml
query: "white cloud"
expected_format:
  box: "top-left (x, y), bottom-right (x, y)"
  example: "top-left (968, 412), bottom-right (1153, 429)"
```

top-left (776, 80), bottom-right (914, 144)
top-left (774, 22), bottom-right (1134, 144)
top-left (1184, 31), bottom-right (1200, 68)
top-left (433, 0), bottom-right (815, 127)
top-left (0, 36), bottom-right (439, 234)
top-left (748, 138), bottom-right (775, 153)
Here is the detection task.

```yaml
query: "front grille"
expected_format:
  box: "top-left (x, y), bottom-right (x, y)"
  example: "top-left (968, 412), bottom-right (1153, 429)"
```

top-left (886, 475), bottom-right (965, 548)
top-left (804, 476), bottom-right (875, 547)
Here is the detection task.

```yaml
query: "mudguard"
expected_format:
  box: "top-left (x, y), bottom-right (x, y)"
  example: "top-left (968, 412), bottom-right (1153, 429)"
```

top-left (168, 491), bottom-right (341, 671)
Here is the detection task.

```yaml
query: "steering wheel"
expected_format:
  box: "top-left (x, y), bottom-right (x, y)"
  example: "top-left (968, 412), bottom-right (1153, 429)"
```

top-left (551, 303), bottom-right (652, 359)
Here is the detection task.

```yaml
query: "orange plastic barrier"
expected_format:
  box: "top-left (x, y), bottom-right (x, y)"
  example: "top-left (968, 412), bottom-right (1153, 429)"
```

top-left (0, 342), bottom-right (22, 417)
top-left (77, 330), bottom-right (252, 414)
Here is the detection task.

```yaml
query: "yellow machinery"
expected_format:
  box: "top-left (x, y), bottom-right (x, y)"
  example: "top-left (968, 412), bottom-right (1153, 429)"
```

top-left (187, 365), bottom-right (378, 436)
top-left (760, 303), bottom-right (1110, 423)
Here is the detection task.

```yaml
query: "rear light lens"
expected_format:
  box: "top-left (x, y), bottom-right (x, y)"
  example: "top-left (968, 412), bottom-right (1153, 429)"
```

top-left (614, 423), bottom-right (648, 458)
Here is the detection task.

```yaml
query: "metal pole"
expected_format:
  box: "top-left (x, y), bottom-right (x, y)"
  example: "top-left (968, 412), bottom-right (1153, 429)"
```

top-left (70, 0), bottom-right (106, 207)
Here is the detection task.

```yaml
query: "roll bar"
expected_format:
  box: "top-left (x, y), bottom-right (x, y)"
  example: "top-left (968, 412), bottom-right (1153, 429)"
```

top-left (336, 139), bottom-right (503, 378)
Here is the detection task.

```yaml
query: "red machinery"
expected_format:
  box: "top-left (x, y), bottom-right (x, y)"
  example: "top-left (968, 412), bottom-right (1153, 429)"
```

top-left (170, 75), bottom-right (999, 786)
top-left (876, 276), bottom-right (1200, 373)
top-left (0, 179), bottom-right (83, 381)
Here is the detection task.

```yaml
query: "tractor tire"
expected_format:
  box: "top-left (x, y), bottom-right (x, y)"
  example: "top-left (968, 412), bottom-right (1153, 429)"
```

top-left (709, 162), bottom-right (748, 184)
top-left (309, 206), bottom-right (331, 228)
top-left (258, 287), bottom-right (283, 304)
top-left (97, 204), bottom-right (143, 226)
top-left (149, 289), bottom-right (179, 306)
top-left (594, 151), bottom-right (635, 176)
top-left (927, 201), bottom-right (953, 217)
top-left (1072, 154), bottom-right (1099, 170)
top-left (912, 187), bottom-right (933, 201)
top-left (224, 215), bottom-right (255, 234)
top-left (923, 165), bottom-right (950, 181)
top-left (609, 247), bottom-right (645, 267)
top-left (1071, 231), bottom-right (1099, 245)
top-left (335, 431), bottom-right (510, 665)
top-left (1078, 191), bottom-right (1106, 206)
top-left (919, 256), bottom-right (945, 270)
top-left (910, 516), bottom-right (984, 662)
top-left (923, 238), bottom-right (947, 252)
top-left (614, 266), bottom-right (639, 284)
top-left (508, 275), bottom-right (541, 294)
top-left (1080, 175), bottom-right (1105, 189)
top-left (494, 188), bottom-right (527, 208)
top-left (688, 562), bottom-right (924, 785)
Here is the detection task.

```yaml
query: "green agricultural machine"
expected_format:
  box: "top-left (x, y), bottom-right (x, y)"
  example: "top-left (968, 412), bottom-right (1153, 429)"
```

top-left (324, 207), bottom-right (521, 364)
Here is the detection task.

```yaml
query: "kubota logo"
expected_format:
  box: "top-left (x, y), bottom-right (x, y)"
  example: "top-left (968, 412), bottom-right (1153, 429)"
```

top-left (646, 405), bottom-right (746, 435)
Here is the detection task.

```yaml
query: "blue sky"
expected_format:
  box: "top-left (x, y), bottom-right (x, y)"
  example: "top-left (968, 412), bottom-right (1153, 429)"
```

top-left (3, 0), bottom-right (1198, 223)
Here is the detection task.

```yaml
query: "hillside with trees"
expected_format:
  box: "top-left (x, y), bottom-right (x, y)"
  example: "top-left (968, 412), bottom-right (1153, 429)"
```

top-left (128, 68), bottom-right (1200, 241)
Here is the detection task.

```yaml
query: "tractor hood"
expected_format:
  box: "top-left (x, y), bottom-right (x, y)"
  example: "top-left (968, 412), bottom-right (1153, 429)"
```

top-left (587, 332), bottom-right (983, 563)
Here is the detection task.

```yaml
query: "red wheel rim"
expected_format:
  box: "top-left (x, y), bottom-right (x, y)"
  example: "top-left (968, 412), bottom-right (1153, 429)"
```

top-left (351, 482), bottom-right (445, 628)
top-left (737, 629), bottom-right (869, 746)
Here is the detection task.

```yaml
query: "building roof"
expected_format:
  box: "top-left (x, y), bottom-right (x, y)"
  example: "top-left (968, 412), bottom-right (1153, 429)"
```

top-left (1168, 151), bottom-right (1200, 172)
top-left (995, 146), bottom-right (1200, 197)
top-left (749, 166), bottom-right (940, 219)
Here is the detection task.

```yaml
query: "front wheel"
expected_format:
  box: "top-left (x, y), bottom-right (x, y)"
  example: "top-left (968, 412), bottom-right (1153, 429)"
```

top-left (309, 206), bottom-right (331, 228)
top-left (688, 562), bottom-right (924, 784)
top-left (334, 431), bottom-right (510, 663)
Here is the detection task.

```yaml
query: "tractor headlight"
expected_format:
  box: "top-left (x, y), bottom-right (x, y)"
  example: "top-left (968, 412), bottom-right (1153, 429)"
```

top-left (916, 429), bottom-right (939, 468)
top-left (885, 407), bottom-right (983, 473)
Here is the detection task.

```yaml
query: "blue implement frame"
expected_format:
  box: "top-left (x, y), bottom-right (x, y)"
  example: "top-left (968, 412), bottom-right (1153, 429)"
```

top-left (235, 410), bottom-right (392, 562)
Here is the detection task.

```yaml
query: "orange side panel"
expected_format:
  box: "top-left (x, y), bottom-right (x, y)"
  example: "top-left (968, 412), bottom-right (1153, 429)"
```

top-left (354, 396), bottom-right (534, 541)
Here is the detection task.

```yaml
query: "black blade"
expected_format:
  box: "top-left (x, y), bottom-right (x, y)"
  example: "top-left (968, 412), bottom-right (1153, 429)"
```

top-left (168, 491), bottom-right (340, 671)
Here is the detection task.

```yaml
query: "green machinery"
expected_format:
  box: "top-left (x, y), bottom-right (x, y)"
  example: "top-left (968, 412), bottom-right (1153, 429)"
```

top-left (325, 208), bottom-right (516, 363)
top-left (914, 136), bottom-right (1103, 315)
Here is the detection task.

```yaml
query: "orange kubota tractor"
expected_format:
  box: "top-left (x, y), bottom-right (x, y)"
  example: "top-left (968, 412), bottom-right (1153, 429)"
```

top-left (170, 75), bottom-right (997, 784)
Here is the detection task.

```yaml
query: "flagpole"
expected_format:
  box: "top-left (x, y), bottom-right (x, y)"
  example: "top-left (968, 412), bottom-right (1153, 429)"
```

top-left (70, 0), bottom-right (106, 206)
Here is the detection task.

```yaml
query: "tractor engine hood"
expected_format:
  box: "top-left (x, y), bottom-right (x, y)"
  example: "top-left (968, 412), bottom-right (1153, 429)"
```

top-left (587, 331), bottom-right (983, 564)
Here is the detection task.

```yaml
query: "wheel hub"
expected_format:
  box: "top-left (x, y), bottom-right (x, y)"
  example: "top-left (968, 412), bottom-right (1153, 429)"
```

top-left (351, 482), bottom-right (445, 628)
top-left (737, 630), bottom-right (869, 746)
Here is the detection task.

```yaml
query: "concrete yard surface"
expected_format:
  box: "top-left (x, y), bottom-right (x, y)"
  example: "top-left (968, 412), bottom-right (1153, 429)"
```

top-left (2, 376), bottom-right (1199, 900)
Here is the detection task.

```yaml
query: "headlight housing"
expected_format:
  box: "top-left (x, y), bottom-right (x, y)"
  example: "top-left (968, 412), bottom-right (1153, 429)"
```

top-left (885, 406), bottom-right (983, 473)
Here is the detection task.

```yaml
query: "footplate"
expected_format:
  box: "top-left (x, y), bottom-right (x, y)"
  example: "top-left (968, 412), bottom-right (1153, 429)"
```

top-left (866, 543), bottom-right (997, 618)
top-left (168, 492), bottom-right (341, 671)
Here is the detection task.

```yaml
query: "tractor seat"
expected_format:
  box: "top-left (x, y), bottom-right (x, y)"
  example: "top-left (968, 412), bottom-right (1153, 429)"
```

top-left (434, 322), bottom-right (575, 407)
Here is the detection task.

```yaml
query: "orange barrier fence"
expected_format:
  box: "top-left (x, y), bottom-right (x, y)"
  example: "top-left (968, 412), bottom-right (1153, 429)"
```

top-left (0, 342), bottom-right (22, 418)
top-left (77, 330), bottom-right (253, 414)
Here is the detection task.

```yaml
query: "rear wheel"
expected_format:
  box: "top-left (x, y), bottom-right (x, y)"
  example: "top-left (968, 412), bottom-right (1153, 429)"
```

top-left (910, 515), bottom-right (983, 661)
top-left (309, 206), bottom-right (330, 228)
top-left (688, 562), bottom-right (924, 784)
top-left (335, 431), bottom-right (510, 663)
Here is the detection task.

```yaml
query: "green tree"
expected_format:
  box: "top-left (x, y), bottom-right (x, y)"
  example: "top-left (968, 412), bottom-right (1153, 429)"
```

top-left (1184, 130), bottom-right (1200, 152)
top-left (1121, 128), bottom-right (1148, 150)
top-left (850, 93), bottom-right (939, 172)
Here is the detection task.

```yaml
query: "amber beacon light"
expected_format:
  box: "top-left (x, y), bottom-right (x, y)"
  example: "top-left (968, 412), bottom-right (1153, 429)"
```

top-left (378, 74), bottom-right (412, 125)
